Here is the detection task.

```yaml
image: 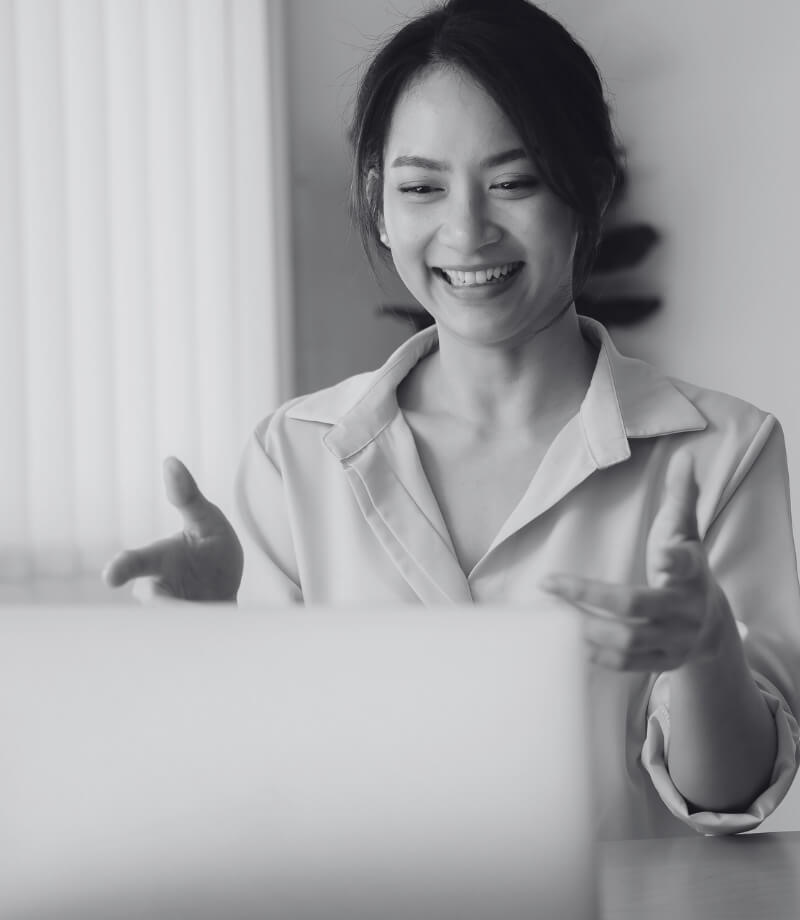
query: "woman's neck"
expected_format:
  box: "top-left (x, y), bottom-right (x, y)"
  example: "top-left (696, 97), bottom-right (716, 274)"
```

top-left (404, 307), bottom-right (597, 435)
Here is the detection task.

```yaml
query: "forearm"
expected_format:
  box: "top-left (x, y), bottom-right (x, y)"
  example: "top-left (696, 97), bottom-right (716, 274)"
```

top-left (665, 610), bottom-right (777, 813)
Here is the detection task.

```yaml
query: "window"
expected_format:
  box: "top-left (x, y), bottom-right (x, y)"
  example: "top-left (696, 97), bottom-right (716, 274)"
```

top-left (0, 0), bottom-right (293, 584)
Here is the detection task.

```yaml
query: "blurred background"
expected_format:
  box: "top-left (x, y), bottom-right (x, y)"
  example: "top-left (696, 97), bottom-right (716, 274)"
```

top-left (1, 0), bottom-right (799, 825)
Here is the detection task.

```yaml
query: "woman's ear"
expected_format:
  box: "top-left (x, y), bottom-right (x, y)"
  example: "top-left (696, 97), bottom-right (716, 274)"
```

top-left (378, 216), bottom-right (390, 249)
top-left (367, 167), bottom-right (390, 248)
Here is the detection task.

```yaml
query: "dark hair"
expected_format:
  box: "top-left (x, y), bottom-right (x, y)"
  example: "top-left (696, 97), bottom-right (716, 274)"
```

top-left (348, 0), bottom-right (622, 296)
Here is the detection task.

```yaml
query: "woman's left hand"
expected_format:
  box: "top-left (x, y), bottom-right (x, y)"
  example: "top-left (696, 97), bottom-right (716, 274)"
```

top-left (540, 451), bottom-right (735, 672)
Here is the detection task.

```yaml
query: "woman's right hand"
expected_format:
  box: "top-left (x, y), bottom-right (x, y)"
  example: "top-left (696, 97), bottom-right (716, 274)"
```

top-left (102, 457), bottom-right (244, 602)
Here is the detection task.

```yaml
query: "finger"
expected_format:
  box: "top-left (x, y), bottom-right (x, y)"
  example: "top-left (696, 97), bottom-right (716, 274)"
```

top-left (581, 613), bottom-right (665, 653)
top-left (162, 456), bottom-right (215, 533)
top-left (587, 643), bottom-right (675, 673)
top-left (132, 577), bottom-right (184, 605)
top-left (584, 623), bottom-right (662, 668)
top-left (163, 455), bottom-right (200, 507)
top-left (651, 540), bottom-right (705, 585)
top-left (102, 536), bottom-right (178, 587)
top-left (583, 614), bottom-right (694, 666)
top-left (540, 574), bottom-right (665, 622)
top-left (658, 450), bottom-right (700, 544)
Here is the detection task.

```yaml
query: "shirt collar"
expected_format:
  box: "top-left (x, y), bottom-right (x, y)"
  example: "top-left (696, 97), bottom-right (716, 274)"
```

top-left (285, 317), bottom-right (707, 463)
top-left (287, 327), bottom-right (440, 460)
top-left (577, 317), bottom-right (707, 468)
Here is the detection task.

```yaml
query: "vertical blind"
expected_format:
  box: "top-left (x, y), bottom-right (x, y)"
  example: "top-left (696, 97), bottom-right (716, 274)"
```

top-left (0, 0), bottom-right (293, 581)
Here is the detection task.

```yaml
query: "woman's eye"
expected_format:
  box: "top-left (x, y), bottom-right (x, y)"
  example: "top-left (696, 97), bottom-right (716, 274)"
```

top-left (492, 178), bottom-right (539, 192)
top-left (398, 185), bottom-right (440, 196)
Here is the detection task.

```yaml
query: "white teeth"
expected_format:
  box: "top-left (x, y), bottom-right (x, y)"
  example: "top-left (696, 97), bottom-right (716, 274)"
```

top-left (440, 262), bottom-right (518, 286)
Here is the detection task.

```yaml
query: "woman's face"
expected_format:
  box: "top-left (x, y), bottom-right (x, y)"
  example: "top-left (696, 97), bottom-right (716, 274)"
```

top-left (380, 66), bottom-right (578, 347)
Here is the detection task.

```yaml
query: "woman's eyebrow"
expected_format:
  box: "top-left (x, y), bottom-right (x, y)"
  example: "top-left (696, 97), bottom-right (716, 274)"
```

top-left (389, 147), bottom-right (530, 170)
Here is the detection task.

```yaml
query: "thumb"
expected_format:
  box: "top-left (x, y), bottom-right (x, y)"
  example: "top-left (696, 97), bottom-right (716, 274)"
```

top-left (647, 451), bottom-right (702, 589)
top-left (162, 456), bottom-right (214, 532)
top-left (657, 450), bottom-right (700, 544)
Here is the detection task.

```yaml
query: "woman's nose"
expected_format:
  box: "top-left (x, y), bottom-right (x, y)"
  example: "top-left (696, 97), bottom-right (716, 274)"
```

top-left (438, 189), bottom-right (500, 253)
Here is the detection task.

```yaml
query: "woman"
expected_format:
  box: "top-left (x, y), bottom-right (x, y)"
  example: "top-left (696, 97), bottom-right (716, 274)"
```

top-left (104, 0), bottom-right (800, 840)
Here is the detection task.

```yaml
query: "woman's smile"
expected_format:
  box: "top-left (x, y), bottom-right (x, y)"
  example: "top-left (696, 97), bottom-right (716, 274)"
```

top-left (431, 261), bottom-right (525, 300)
top-left (433, 261), bottom-right (524, 287)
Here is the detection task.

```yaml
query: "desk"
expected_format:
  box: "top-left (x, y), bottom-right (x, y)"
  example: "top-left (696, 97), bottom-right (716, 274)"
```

top-left (601, 831), bottom-right (800, 919)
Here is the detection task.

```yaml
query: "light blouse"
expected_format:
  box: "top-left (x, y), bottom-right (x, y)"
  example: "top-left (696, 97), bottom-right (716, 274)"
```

top-left (234, 317), bottom-right (800, 841)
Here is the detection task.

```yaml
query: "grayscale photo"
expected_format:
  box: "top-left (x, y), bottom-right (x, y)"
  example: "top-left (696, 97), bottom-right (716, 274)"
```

top-left (1, 1), bottom-right (799, 917)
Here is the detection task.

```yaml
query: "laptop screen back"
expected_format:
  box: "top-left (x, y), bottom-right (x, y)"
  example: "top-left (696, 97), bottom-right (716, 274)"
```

top-left (0, 602), bottom-right (596, 919)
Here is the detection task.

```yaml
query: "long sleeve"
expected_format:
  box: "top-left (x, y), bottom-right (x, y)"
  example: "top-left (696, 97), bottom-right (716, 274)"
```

top-left (233, 416), bottom-right (303, 607)
top-left (643, 416), bottom-right (800, 833)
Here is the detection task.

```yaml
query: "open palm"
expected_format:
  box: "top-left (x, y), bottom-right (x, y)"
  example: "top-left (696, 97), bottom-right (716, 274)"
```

top-left (103, 458), bottom-right (243, 602)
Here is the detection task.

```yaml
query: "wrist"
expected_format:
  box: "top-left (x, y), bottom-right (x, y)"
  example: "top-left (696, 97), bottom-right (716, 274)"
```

top-left (671, 598), bottom-right (742, 697)
top-left (673, 605), bottom-right (752, 708)
top-left (694, 581), bottom-right (740, 662)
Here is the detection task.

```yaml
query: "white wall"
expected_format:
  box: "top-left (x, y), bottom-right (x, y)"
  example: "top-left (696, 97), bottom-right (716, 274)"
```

top-left (285, 0), bottom-right (415, 395)
top-left (543, 0), bottom-right (800, 430)
top-left (286, 0), bottom-right (800, 831)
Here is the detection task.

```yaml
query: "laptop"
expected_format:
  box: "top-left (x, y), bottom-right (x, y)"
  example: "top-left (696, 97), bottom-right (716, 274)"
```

top-left (0, 601), bottom-right (596, 920)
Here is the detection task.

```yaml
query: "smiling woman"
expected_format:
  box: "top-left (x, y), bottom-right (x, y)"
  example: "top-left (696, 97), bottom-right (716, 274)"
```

top-left (350, 0), bottom-right (619, 300)
top-left (104, 0), bottom-right (800, 843)
top-left (379, 69), bottom-right (580, 350)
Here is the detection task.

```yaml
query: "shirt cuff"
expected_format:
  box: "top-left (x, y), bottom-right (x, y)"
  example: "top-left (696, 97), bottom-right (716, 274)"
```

top-left (641, 671), bottom-right (800, 835)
